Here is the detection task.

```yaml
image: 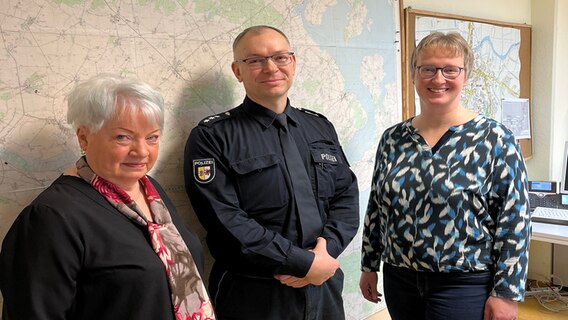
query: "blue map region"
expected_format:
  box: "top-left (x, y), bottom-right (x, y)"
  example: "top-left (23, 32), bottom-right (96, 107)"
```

top-left (299, 0), bottom-right (399, 163)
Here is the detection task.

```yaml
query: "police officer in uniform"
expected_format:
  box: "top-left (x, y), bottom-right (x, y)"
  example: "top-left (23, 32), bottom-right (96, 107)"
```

top-left (184, 25), bottom-right (359, 320)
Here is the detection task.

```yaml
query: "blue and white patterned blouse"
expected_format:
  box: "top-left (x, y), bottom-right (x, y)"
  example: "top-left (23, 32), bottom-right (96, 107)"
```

top-left (361, 115), bottom-right (531, 301)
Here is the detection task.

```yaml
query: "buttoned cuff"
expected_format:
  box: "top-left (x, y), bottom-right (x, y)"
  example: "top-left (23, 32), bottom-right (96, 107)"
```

top-left (278, 246), bottom-right (315, 278)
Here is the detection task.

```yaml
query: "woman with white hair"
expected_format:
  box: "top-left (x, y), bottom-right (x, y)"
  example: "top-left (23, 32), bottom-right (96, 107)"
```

top-left (0, 74), bottom-right (215, 320)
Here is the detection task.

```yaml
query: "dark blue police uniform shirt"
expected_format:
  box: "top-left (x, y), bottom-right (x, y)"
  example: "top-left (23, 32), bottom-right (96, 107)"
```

top-left (184, 97), bottom-right (359, 278)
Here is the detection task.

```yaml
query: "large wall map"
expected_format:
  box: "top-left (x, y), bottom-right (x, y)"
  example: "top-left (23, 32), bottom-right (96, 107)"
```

top-left (0, 0), bottom-right (401, 318)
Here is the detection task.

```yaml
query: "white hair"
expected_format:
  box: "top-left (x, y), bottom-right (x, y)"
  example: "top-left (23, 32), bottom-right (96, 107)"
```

top-left (66, 74), bottom-right (164, 132)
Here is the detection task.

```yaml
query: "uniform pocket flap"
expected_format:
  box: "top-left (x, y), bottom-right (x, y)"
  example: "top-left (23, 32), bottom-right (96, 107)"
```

top-left (231, 154), bottom-right (282, 174)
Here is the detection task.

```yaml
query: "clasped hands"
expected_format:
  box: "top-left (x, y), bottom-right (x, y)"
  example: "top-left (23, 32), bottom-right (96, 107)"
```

top-left (274, 237), bottom-right (338, 288)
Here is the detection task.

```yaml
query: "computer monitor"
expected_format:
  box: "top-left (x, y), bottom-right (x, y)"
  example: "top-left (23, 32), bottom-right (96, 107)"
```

top-left (562, 141), bottom-right (568, 195)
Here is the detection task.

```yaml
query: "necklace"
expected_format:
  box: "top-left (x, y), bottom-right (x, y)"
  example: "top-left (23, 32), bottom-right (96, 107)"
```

top-left (130, 189), bottom-right (153, 222)
top-left (131, 191), bottom-right (145, 205)
top-left (127, 182), bottom-right (145, 203)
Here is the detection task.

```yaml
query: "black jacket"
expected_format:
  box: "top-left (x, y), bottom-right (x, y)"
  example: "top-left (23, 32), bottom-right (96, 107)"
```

top-left (0, 175), bottom-right (204, 320)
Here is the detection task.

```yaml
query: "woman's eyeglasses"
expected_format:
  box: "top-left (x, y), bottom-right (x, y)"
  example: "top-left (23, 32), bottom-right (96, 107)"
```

top-left (416, 65), bottom-right (464, 79)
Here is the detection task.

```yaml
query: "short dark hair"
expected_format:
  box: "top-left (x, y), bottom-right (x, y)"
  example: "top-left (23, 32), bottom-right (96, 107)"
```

top-left (232, 25), bottom-right (290, 54)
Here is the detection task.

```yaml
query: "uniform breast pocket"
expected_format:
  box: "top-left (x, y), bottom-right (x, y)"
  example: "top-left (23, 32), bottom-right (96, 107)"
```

top-left (310, 142), bottom-right (342, 199)
top-left (230, 154), bottom-right (289, 212)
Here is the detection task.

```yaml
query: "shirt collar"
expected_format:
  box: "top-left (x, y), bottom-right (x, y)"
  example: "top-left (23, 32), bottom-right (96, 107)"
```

top-left (242, 96), bottom-right (299, 129)
top-left (405, 114), bottom-right (484, 134)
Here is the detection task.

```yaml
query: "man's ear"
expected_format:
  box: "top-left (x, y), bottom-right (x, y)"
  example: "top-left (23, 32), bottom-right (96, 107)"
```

top-left (231, 62), bottom-right (243, 82)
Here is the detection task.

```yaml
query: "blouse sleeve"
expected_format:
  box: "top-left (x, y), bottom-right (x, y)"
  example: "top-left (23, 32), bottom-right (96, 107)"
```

top-left (361, 135), bottom-right (388, 272)
top-left (488, 131), bottom-right (531, 301)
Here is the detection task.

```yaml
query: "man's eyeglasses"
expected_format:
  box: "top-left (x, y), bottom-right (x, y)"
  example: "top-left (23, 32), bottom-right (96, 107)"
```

top-left (236, 52), bottom-right (295, 68)
top-left (416, 65), bottom-right (464, 79)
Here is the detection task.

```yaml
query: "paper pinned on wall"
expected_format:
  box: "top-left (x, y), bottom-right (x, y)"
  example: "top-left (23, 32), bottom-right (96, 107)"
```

top-left (501, 98), bottom-right (531, 139)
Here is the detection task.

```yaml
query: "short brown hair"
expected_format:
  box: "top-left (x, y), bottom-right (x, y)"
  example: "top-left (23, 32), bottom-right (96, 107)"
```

top-left (410, 32), bottom-right (474, 79)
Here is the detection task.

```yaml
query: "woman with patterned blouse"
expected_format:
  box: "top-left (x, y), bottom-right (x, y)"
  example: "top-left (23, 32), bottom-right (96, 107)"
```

top-left (359, 32), bottom-right (530, 320)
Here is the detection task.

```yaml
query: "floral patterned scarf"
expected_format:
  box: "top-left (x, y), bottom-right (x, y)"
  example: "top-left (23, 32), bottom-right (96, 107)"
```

top-left (76, 157), bottom-right (215, 320)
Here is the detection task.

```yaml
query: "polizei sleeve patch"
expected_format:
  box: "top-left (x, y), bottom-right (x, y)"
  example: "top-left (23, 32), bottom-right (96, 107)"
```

top-left (193, 158), bottom-right (216, 183)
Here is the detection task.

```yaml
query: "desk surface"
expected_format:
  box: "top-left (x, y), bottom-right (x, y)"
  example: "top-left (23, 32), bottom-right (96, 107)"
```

top-left (531, 221), bottom-right (568, 246)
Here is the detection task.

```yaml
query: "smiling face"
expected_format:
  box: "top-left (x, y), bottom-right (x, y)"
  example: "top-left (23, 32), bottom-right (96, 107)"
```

top-left (231, 28), bottom-right (296, 112)
top-left (414, 46), bottom-right (466, 112)
top-left (77, 104), bottom-right (160, 190)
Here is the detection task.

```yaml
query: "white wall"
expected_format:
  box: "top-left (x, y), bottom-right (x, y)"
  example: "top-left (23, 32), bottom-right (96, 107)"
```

top-left (528, 0), bottom-right (568, 182)
top-left (529, 0), bottom-right (555, 180)
top-left (550, 0), bottom-right (568, 181)
top-left (403, 0), bottom-right (531, 24)
top-left (528, 0), bottom-right (568, 284)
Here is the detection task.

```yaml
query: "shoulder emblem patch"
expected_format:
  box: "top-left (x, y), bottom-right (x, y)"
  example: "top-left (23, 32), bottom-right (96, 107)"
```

top-left (193, 158), bottom-right (215, 184)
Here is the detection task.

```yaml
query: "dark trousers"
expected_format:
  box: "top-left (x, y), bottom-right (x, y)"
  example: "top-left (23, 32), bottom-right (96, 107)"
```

top-left (209, 263), bottom-right (345, 320)
top-left (383, 263), bottom-right (493, 320)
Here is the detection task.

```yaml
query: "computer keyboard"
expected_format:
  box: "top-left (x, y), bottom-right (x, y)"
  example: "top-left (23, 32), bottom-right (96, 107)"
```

top-left (529, 194), bottom-right (563, 208)
top-left (532, 207), bottom-right (568, 226)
